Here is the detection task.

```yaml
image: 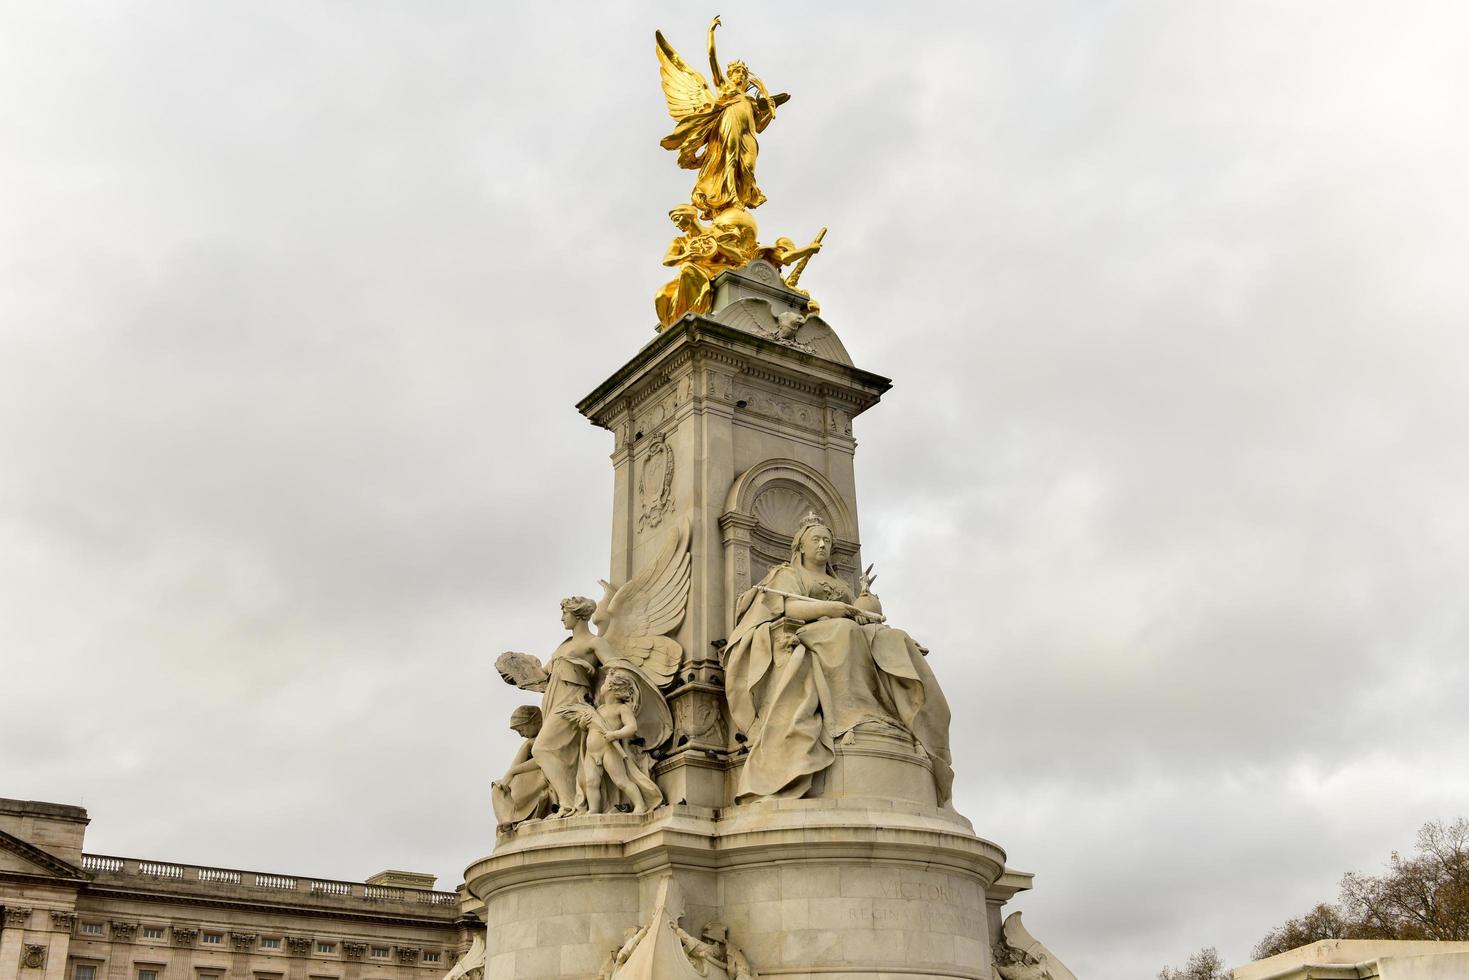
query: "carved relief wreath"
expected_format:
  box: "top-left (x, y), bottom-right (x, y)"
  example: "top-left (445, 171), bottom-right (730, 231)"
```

top-left (637, 432), bottom-right (675, 532)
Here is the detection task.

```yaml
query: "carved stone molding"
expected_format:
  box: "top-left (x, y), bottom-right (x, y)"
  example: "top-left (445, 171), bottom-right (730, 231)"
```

top-left (721, 457), bottom-right (861, 620)
top-left (285, 936), bottom-right (313, 956)
top-left (110, 921), bottom-right (138, 943)
top-left (636, 431), bottom-right (675, 533)
top-left (49, 911), bottom-right (75, 931)
top-left (342, 942), bottom-right (367, 960)
top-left (22, 944), bottom-right (47, 969)
top-left (395, 946), bottom-right (419, 964)
top-left (3, 906), bottom-right (32, 928)
top-left (230, 933), bottom-right (256, 951)
top-left (171, 927), bottom-right (197, 947)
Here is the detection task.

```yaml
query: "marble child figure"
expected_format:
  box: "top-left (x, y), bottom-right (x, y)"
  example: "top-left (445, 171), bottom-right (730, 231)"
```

top-left (559, 670), bottom-right (663, 814)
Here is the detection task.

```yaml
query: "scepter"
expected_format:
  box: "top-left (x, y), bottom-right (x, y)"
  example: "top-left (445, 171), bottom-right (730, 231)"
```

top-left (784, 227), bottom-right (827, 289)
top-left (754, 583), bottom-right (885, 623)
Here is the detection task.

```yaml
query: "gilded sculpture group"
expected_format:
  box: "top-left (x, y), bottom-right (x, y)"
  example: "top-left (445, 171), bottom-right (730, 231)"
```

top-left (652, 17), bottom-right (825, 328)
top-left (493, 512), bottom-right (952, 827)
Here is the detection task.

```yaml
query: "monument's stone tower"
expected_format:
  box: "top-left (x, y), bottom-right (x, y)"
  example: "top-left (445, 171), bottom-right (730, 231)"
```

top-left (460, 17), bottom-right (1077, 980)
top-left (576, 269), bottom-right (889, 810)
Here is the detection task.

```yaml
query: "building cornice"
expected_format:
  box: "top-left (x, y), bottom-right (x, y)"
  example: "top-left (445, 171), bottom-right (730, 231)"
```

top-left (80, 884), bottom-right (458, 930)
top-left (0, 828), bottom-right (88, 882)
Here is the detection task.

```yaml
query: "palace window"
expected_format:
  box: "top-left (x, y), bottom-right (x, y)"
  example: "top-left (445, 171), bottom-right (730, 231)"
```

top-left (202, 933), bottom-right (223, 945)
top-left (370, 947), bottom-right (389, 958)
top-left (316, 943), bottom-right (336, 955)
top-left (138, 970), bottom-right (159, 980)
top-left (423, 952), bottom-right (440, 963)
top-left (74, 966), bottom-right (97, 980)
top-left (260, 938), bottom-right (282, 950)
top-left (79, 923), bottom-right (104, 935)
top-left (142, 928), bottom-right (165, 940)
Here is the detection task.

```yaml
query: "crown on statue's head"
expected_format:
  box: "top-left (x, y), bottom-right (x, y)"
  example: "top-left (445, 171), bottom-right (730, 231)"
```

top-left (798, 510), bottom-right (826, 529)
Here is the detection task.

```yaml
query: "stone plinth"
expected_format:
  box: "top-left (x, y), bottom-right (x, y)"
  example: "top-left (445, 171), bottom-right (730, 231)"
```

top-left (464, 799), bottom-right (1005, 980)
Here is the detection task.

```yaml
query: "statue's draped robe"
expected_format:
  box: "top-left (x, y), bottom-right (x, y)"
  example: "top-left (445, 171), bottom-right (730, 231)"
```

top-left (531, 647), bottom-right (596, 809)
top-left (655, 235), bottom-right (716, 326)
top-left (492, 737), bottom-right (550, 825)
top-left (724, 564), bottom-right (954, 804)
top-left (661, 90), bottom-right (775, 217)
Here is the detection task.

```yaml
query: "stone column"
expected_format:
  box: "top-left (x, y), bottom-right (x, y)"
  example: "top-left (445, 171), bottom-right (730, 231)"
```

top-left (43, 911), bottom-right (76, 980)
top-left (341, 942), bottom-right (366, 980)
top-left (1, 907), bottom-right (34, 979)
top-left (229, 933), bottom-right (256, 979)
top-left (107, 922), bottom-right (138, 980)
top-left (165, 928), bottom-right (196, 980)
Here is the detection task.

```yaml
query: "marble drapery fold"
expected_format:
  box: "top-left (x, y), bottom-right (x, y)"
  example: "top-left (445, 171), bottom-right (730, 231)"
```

top-left (723, 563), bottom-right (953, 804)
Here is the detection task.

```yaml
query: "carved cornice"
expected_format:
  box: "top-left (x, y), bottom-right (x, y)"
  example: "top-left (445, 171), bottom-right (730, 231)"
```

top-left (578, 318), bottom-right (889, 429)
top-left (171, 926), bottom-right (197, 946)
top-left (342, 942), bottom-right (367, 960)
top-left (22, 943), bottom-right (47, 969)
top-left (79, 884), bottom-right (457, 929)
top-left (49, 911), bottom-right (75, 931)
top-left (0, 830), bottom-right (87, 882)
top-left (110, 921), bottom-right (138, 942)
top-left (395, 946), bottom-right (420, 963)
top-left (4, 906), bottom-right (33, 928)
top-left (285, 936), bottom-right (313, 956)
top-left (230, 932), bottom-right (256, 951)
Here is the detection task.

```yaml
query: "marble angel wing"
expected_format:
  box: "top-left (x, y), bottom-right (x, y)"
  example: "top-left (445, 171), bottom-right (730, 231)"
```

top-left (598, 517), bottom-right (691, 687)
top-left (996, 912), bottom-right (1078, 980)
top-left (654, 31), bottom-right (714, 121)
top-left (495, 651), bottom-right (549, 693)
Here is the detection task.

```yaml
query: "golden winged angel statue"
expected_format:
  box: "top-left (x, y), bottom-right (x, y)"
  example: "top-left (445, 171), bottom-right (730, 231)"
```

top-left (656, 16), bottom-right (789, 220)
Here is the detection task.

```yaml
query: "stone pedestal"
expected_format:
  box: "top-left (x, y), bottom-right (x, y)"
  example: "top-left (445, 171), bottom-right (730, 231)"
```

top-left (465, 799), bottom-right (1007, 980)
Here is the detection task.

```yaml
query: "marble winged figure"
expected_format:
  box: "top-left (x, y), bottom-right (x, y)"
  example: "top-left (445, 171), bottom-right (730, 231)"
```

top-left (494, 518), bottom-right (690, 691)
top-left (992, 912), bottom-right (1078, 980)
top-left (494, 519), bottom-right (689, 818)
top-left (656, 16), bottom-right (789, 219)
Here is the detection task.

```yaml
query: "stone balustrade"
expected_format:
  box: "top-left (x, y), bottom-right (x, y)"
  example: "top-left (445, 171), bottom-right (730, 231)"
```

top-left (80, 853), bottom-right (459, 910)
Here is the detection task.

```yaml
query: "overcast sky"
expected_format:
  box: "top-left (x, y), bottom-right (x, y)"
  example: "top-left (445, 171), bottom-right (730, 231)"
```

top-left (4, 3), bottom-right (1468, 978)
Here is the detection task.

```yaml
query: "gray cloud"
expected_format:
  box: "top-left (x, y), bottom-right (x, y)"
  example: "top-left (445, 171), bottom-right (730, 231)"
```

top-left (3, 3), bottom-right (1467, 978)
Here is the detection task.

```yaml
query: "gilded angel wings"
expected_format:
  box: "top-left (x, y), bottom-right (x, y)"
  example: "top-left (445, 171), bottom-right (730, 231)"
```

top-left (654, 20), bottom-right (788, 217)
top-left (655, 30), bottom-right (715, 126)
top-left (593, 517), bottom-right (691, 687)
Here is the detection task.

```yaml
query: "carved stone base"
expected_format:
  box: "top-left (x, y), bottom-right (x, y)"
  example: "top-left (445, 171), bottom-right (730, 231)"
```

top-left (464, 799), bottom-right (1016, 979)
top-left (811, 726), bottom-right (939, 806)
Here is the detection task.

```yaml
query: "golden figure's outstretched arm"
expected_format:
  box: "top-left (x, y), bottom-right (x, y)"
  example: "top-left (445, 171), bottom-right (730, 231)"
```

top-left (707, 15), bottom-right (725, 88)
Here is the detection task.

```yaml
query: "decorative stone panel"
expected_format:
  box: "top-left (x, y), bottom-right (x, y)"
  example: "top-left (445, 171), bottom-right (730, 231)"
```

top-left (49, 911), bottom-right (75, 931)
top-left (4, 906), bottom-right (32, 928)
top-left (110, 921), bottom-right (138, 943)
top-left (721, 457), bottom-right (861, 622)
top-left (342, 942), bottom-right (367, 960)
top-left (285, 936), bottom-right (312, 956)
top-left (171, 927), bottom-right (197, 947)
top-left (22, 944), bottom-right (47, 969)
top-left (395, 947), bottom-right (419, 964)
top-left (230, 933), bottom-right (256, 951)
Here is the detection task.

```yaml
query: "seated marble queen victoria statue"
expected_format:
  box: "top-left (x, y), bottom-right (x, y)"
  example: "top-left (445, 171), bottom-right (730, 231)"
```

top-left (723, 513), bottom-right (954, 804)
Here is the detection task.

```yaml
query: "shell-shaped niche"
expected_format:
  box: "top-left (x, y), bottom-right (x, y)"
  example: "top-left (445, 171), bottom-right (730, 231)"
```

top-left (751, 485), bottom-right (828, 540)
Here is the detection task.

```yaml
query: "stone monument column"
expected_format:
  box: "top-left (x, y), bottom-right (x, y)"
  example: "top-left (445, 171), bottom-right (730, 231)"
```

top-left (463, 16), bottom-right (1078, 980)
